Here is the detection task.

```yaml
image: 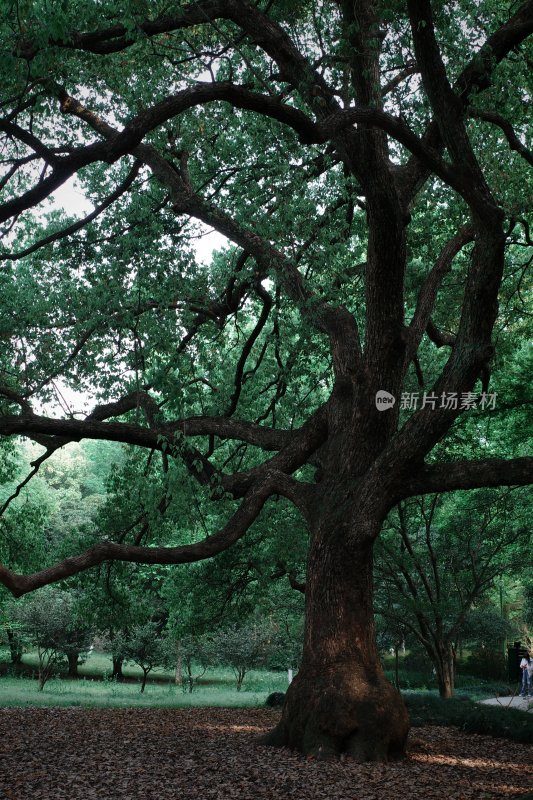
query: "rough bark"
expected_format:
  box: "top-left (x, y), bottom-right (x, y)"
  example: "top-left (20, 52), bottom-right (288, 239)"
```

top-left (438, 661), bottom-right (454, 700)
top-left (262, 505), bottom-right (409, 761)
top-left (434, 643), bottom-right (456, 699)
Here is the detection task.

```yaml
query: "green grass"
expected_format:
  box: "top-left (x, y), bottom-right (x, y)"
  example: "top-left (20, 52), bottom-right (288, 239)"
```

top-left (0, 674), bottom-right (285, 708)
top-left (17, 649), bottom-right (177, 682)
top-left (0, 649), bottom-right (289, 708)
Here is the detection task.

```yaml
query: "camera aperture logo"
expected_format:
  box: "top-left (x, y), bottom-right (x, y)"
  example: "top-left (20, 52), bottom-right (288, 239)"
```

top-left (375, 390), bottom-right (396, 411)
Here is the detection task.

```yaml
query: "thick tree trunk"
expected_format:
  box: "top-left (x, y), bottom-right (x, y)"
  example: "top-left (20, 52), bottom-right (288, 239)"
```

top-left (262, 513), bottom-right (409, 761)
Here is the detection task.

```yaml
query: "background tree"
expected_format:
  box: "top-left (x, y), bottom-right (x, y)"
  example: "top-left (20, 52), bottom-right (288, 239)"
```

top-left (13, 588), bottom-right (93, 689)
top-left (0, 0), bottom-right (531, 760)
top-left (0, 442), bottom-right (51, 666)
top-left (458, 605), bottom-right (513, 682)
top-left (114, 622), bottom-right (172, 693)
top-left (375, 489), bottom-right (530, 697)
top-left (174, 634), bottom-right (213, 694)
top-left (375, 615), bottom-right (408, 692)
top-left (208, 618), bottom-right (277, 691)
top-left (522, 576), bottom-right (533, 646)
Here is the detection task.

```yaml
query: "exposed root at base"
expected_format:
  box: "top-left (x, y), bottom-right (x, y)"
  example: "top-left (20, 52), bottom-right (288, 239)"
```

top-left (259, 667), bottom-right (410, 762)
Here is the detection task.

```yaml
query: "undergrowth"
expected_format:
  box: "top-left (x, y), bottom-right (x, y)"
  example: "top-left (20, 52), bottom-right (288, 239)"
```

top-left (405, 693), bottom-right (533, 744)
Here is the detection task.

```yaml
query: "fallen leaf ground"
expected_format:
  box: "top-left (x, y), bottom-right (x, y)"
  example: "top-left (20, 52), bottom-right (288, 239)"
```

top-left (0, 707), bottom-right (531, 799)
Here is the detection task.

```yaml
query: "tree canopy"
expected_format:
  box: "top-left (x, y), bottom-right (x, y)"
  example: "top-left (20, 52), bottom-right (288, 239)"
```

top-left (0, 0), bottom-right (531, 761)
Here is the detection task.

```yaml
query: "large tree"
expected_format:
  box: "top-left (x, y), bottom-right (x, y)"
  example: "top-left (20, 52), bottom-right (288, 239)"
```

top-left (0, 0), bottom-right (532, 761)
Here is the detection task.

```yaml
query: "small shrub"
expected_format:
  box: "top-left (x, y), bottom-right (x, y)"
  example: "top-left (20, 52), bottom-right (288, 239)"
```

top-left (402, 649), bottom-right (433, 675)
top-left (384, 668), bottom-right (434, 690)
top-left (461, 647), bottom-right (507, 681)
top-left (265, 692), bottom-right (285, 707)
top-left (114, 623), bottom-right (172, 693)
top-left (178, 635), bottom-right (212, 693)
top-left (208, 622), bottom-right (274, 691)
top-left (12, 589), bottom-right (92, 690)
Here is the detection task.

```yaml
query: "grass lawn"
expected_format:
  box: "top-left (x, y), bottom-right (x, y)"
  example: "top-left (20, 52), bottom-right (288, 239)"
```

top-left (19, 648), bottom-right (179, 682)
top-left (0, 675), bottom-right (286, 708)
top-left (0, 648), bottom-right (289, 708)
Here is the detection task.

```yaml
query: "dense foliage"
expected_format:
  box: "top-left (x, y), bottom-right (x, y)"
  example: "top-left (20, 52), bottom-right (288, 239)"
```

top-left (0, 0), bottom-right (531, 760)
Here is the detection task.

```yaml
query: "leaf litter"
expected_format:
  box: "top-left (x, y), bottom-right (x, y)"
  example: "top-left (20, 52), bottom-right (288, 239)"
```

top-left (0, 707), bottom-right (531, 799)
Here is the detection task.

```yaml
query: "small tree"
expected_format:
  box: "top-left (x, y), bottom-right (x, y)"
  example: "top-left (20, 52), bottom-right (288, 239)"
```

top-left (376, 616), bottom-right (409, 691)
top-left (114, 623), bottom-right (171, 693)
top-left (178, 634), bottom-right (212, 693)
top-left (62, 627), bottom-right (93, 678)
top-left (375, 490), bottom-right (530, 697)
top-left (210, 621), bottom-right (275, 691)
top-left (1, 619), bottom-right (24, 667)
top-left (265, 616), bottom-right (304, 674)
top-left (14, 589), bottom-right (92, 689)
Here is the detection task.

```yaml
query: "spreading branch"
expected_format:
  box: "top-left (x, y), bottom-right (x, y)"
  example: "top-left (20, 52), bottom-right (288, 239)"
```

top-left (467, 109), bottom-right (533, 167)
top-left (406, 224), bottom-right (474, 362)
top-left (0, 161), bottom-right (142, 262)
top-left (402, 457), bottom-right (533, 497)
top-left (55, 87), bottom-right (363, 383)
top-left (0, 471), bottom-right (291, 597)
top-left (399, 1), bottom-right (533, 206)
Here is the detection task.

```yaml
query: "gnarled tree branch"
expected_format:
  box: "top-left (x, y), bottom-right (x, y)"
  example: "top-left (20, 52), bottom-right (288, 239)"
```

top-left (401, 457), bottom-right (533, 497)
top-left (0, 471), bottom-right (292, 597)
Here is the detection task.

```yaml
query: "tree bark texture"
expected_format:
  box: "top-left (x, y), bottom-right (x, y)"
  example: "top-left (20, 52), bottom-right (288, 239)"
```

top-left (434, 643), bottom-right (456, 699)
top-left (263, 503), bottom-right (409, 760)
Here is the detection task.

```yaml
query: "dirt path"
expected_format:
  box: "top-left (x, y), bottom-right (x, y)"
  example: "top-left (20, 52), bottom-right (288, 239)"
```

top-left (0, 707), bottom-right (531, 799)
